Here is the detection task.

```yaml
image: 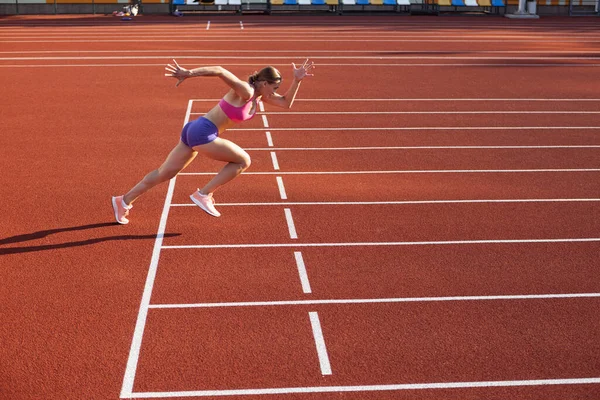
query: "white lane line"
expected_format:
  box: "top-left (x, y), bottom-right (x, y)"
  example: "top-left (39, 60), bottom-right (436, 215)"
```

top-left (206, 21), bottom-right (210, 30)
top-left (193, 111), bottom-right (600, 119)
top-left (309, 312), bottom-right (332, 376)
top-left (243, 146), bottom-right (600, 150)
top-left (149, 292), bottom-right (600, 309)
top-left (265, 131), bottom-right (274, 147)
top-left (6, 62), bottom-right (600, 68)
top-left (270, 152), bottom-right (280, 170)
top-left (161, 238), bottom-right (600, 250)
top-left (194, 110), bottom-right (600, 115)
top-left (124, 377), bottom-right (600, 398)
top-left (120, 100), bottom-right (193, 398)
top-left (121, 177), bottom-right (176, 398)
top-left (189, 98), bottom-right (600, 102)
top-left (261, 115), bottom-right (269, 128)
top-left (179, 169), bottom-right (600, 176)
top-left (239, 21), bottom-right (244, 30)
top-left (257, 111), bottom-right (600, 115)
top-left (0, 32), bottom-right (594, 39)
top-left (169, 198), bottom-right (600, 207)
top-left (276, 177), bottom-right (288, 200)
top-left (5, 37), bottom-right (600, 43)
top-left (184, 99), bottom-right (193, 126)
top-left (3, 50), bottom-right (600, 56)
top-left (8, 55), bottom-right (600, 61)
top-left (294, 252), bottom-right (311, 294)
top-left (284, 208), bottom-right (298, 239)
top-left (228, 126), bottom-right (600, 131)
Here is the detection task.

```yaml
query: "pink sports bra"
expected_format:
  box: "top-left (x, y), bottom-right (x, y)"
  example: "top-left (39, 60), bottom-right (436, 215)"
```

top-left (218, 97), bottom-right (256, 123)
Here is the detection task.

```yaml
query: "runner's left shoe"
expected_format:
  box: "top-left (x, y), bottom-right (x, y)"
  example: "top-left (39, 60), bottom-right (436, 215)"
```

top-left (112, 195), bottom-right (132, 224)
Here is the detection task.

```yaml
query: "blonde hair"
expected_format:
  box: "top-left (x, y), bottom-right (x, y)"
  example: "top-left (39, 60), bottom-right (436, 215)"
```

top-left (249, 66), bottom-right (282, 85)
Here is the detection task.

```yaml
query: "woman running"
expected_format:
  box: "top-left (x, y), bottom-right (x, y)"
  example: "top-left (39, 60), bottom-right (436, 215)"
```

top-left (111, 59), bottom-right (314, 224)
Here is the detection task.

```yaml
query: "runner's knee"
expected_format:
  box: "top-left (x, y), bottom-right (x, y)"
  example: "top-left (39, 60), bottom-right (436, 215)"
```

top-left (239, 152), bottom-right (251, 170)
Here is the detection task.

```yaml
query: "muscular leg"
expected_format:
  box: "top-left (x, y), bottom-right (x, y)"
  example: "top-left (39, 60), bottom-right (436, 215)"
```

top-left (123, 141), bottom-right (197, 205)
top-left (193, 137), bottom-right (251, 195)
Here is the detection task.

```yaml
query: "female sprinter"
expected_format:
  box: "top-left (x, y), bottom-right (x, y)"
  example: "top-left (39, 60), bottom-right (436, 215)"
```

top-left (111, 59), bottom-right (314, 224)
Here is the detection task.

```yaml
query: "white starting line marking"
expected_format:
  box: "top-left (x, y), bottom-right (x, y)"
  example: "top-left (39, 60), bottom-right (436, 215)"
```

top-left (228, 126), bottom-right (600, 131)
top-left (149, 292), bottom-right (600, 309)
top-left (309, 312), bottom-right (332, 376)
top-left (265, 131), bottom-right (274, 146)
top-left (270, 152), bottom-right (280, 170)
top-left (179, 169), bottom-right (600, 176)
top-left (243, 145), bottom-right (600, 150)
top-left (239, 21), bottom-right (244, 30)
top-left (258, 110), bottom-right (600, 115)
top-left (294, 252), bottom-right (312, 294)
top-left (276, 177), bottom-right (288, 200)
top-left (170, 198), bottom-right (600, 207)
top-left (161, 237), bottom-right (600, 250)
top-left (125, 377), bottom-right (600, 398)
top-left (186, 98), bottom-right (600, 102)
top-left (206, 21), bottom-right (210, 30)
top-left (284, 208), bottom-right (298, 239)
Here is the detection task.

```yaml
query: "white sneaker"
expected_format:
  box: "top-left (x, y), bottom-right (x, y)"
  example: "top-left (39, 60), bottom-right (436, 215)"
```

top-left (190, 190), bottom-right (221, 217)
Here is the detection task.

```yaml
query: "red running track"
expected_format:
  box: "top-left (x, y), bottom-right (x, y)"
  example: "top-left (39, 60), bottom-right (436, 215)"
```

top-left (1, 14), bottom-right (599, 400)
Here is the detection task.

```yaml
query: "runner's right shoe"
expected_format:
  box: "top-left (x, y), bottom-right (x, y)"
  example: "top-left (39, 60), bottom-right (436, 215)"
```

top-left (190, 190), bottom-right (221, 217)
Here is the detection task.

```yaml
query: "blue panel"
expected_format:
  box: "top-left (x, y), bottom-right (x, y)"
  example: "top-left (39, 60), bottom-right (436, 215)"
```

top-left (452, 0), bottom-right (465, 5)
top-left (284, 0), bottom-right (297, 3)
top-left (173, 0), bottom-right (185, 4)
top-left (491, 0), bottom-right (504, 5)
top-left (312, 0), bottom-right (326, 3)
top-left (383, 0), bottom-right (396, 4)
top-left (356, 0), bottom-right (369, 4)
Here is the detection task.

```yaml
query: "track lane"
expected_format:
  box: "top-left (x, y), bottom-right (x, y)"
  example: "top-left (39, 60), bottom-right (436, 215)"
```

top-left (260, 113), bottom-right (600, 128)
top-left (131, 299), bottom-right (600, 397)
top-left (270, 172), bottom-right (600, 202)
top-left (222, 129), bottom-right (600, 148)
top-left (150, 242), bottom-right (600, 304)
top-left (179, 148), bottom-right (600, 172)
top-left (160, 201), bottom-right (600, 246)
top-left (172, 172), bottom-right (600, 204)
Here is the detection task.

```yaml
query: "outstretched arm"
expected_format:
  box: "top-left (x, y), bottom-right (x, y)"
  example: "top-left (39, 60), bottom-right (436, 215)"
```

top-left (165, 60), bottom-right (254, 100)
top-left (262, 59), bottom-right (315, 109)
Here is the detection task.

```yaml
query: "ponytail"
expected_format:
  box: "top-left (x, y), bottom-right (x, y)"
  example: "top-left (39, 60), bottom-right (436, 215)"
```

top-left (248, 71), bottom-right (259, 85)
top-left (248, 66), bottom-right (281, 85)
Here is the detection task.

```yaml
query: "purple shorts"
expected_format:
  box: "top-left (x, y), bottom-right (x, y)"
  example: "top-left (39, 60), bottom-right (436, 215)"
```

top-left (181, 117), bottom-right (219, 147)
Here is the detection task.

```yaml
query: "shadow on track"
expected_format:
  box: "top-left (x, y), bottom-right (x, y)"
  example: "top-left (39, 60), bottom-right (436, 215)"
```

top-left (0, 222), bottom-right (180, 255)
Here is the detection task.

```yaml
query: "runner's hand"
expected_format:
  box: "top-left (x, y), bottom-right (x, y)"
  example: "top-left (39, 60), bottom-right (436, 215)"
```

top-left (292, 59), bottom-right (315, 81)
top-left (165, 59), bottom-right (190, 87)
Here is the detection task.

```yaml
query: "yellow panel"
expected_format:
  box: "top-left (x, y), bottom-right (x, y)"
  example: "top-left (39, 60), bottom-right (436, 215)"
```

top-left (438, 0), bottom-right (451, 4)
top-left (477, 0), bottom-right (491, 5)
top-left (370, 0), bottom-right (383, 3)
top-left (325, 0), bottom-right (338, 3)
top-left (271, 0), bottom-right (284, 4)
